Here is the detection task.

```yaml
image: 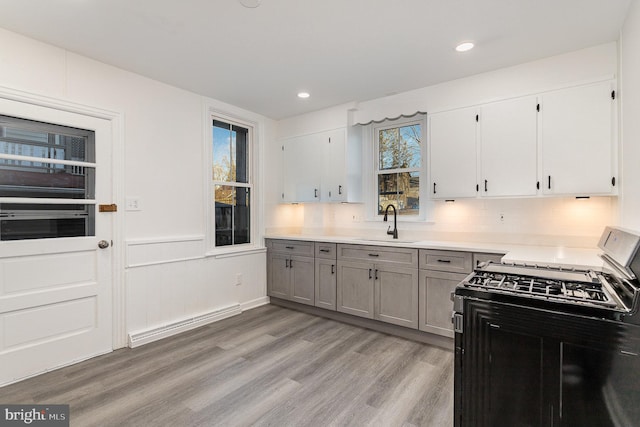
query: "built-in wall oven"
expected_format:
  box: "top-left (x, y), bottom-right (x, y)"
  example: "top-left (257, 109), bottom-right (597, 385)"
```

top-left (452, 226), bottom-right (640, 427)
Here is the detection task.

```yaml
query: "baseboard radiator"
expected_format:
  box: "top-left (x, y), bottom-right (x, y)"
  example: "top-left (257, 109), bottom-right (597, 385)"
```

top-left (128, 303), bottom-right (242, 348)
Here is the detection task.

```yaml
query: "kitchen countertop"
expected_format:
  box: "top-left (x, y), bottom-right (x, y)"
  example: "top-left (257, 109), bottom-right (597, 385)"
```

top-left (265, 233), bottom-right (604, 270)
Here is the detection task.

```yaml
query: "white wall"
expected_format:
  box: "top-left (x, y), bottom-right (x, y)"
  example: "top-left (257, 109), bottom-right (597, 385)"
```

top-left (621, 0), bottom-right (640, 231)
top-left (268, 43), bottom-right (620, 247)
top-left (0, 27), bottom-right (273, 343)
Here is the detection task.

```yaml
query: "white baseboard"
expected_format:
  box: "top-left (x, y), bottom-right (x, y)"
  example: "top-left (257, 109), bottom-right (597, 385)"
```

top-left (240, 296), bottom-right (270, 311)
top-left (128, 303), bottom-right (242, 348)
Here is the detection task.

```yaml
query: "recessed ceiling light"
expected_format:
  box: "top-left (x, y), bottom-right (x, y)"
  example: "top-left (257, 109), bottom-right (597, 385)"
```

top-left (239, 0), bottom-right (261, 8)
top-left (455, 42), bottom-right (475, 52)
top-left (297, 92), bottom-right (310, 99)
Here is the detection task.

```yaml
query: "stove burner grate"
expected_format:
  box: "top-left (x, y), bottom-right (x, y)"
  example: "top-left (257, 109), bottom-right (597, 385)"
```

top-left (465, 271), bottom-right (616, 307)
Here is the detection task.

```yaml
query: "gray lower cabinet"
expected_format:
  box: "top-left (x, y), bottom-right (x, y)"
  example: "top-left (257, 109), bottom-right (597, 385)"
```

top-left (266, 239), bottom-right (315, 306)
top-left (419, 269), bottom-right (468, 338)
top-left (376, 264), bottom-right (419, 328)
top-left (336, 261), bottom-right (375, 318)
top-left (419, 249), bottom-right (473, 338)
top-left (290, 255), bottom-right (315, 305)
top-left (315, 242), bottom-right (337, 310)
top-left (336, 244), bottom-right (419, 328)
top-left (418, 249), bottom-right (505, 338)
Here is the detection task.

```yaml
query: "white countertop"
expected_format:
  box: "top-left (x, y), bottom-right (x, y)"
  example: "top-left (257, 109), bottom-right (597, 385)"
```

top-left (265, 233), bottom-right (604, 270)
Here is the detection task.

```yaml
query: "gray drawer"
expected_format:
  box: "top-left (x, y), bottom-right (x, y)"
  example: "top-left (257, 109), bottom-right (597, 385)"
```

top-left (267, 239), bottom-right (315, 257)
top-left (420, 249), bottom-right (472, 273)
top-left (473, 252), bottom-right (505, 269)
top-left (315, 242), bottom-right (337, 259)
top-left (338, 244), bottom-right (418, 267)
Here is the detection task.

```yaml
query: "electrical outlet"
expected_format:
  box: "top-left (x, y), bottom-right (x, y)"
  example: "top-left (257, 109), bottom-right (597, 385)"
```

top-left (236, 273), bottom-right (243, 286)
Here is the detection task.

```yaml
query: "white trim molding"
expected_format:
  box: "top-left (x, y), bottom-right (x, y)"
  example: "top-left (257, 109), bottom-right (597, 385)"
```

top-left (128, 303), bottom-right (242, 348)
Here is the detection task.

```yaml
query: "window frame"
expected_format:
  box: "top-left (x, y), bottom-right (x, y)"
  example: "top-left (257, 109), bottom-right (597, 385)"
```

top-left (367, 114), bottom-right (430, 222)
top-left (206, 112), bottom-right (257, 254)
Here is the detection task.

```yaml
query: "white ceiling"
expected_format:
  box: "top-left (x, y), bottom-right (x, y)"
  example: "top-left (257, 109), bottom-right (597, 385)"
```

top-left (0, 0), bottom-right (633, 120)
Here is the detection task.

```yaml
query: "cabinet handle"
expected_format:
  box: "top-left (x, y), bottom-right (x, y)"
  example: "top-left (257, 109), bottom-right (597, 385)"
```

top-left (433, 182), bottom-right (437, 194)
top-left (320, 249), bottom-right (330, 253)
top-left (548, 176), bottom-right (551, 190)
top-left (339, 185), bottom-right (343, 195)
top-left (437, 259), bottom-right (451, 263)
top-left (369, 268), bottom-right (372, 279)
top-left (290, 259), bottom-right (293, 268)
top-left (285, 259), bottom-right (289, 268)
top-left (285, 246), bottom-right (294, 249)
top-left (314, 188), bottom-right (318, 198)
top-left (368, 253), bottom-right (379, 257)
top-left (375, 269), bottom-right (378, 280)
top-left (484, 179), bottom-right (488, 192)
top-left (331, 265), bottom-right (335, 274)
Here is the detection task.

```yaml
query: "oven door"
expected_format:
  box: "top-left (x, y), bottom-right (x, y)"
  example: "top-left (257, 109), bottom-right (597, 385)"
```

top-left (455, 297), bottom-right (640, 427)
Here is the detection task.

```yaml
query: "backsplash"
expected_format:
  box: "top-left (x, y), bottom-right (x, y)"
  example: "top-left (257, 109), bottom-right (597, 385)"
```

top-left (267, 196), bottom-right (617, 248)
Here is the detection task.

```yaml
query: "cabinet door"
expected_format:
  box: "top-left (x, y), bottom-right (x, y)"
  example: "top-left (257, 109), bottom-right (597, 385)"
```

top-left (282, 134), bottom-right (322, 202)
top-left (336, 261), bottom-right (374, 319)
top-left (323, 128), bottom-right (347, 202)
top-left (429, 107), bottom-right (478, 199)
top-left (290, 255), bottom-right (315, 306)
top-left (419, 270), bottom-right (466, 337)
top-left (541, 81), bottom-right (615, 195)
top-left (375, 265), bottom-right (418, 329)
top-left (315, 258), bottom-right (336, 310)
top-left (268, 253), bottom-right (291, 299)
top-left (480, 96), bottom-right (538, 197)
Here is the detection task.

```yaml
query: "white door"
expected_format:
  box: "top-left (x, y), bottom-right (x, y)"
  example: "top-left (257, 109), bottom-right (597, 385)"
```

top-left (0, 98), bottom-right (113, 386)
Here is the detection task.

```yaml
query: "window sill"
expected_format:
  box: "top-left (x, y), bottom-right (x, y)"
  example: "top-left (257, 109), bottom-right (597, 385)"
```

top-left (207, 245), bottom-right (267, 259)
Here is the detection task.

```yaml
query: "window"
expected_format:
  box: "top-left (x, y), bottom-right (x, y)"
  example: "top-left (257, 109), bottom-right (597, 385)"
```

top-left (0, 115), bottom-right (95, 240)
top-left (374, 118), bottom-right (424, 218)
top-left (212, 118), bottom-right (251, 247)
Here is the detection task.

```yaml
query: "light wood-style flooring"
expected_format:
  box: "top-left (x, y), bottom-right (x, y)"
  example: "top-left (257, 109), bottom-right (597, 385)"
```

top-left (0, 304), bottom-right (454, 426)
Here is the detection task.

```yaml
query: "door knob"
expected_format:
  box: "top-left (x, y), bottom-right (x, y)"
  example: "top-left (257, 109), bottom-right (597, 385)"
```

top-left (98, 240), bottom-right (110, 249)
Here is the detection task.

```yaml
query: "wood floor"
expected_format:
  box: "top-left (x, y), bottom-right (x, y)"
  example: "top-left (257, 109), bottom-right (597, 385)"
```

top-left (0, 304), bottom-right (454, 426)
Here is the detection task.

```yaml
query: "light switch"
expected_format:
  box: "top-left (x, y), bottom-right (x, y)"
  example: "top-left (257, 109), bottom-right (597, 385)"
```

top-left (126, 197), bottom-right (141, 211)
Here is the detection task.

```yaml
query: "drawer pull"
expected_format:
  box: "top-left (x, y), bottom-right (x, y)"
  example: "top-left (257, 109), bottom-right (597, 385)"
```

top-left (319, 249), bottom-right (330, 253)
top-left (437, 259), bottom-right (452, 263)
top-left (368, 253), bottom-right (379, 257)
top-left (285, 246), bottom-right (294, 249)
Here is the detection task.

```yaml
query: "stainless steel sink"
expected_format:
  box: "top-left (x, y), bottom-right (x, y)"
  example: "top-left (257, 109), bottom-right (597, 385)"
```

top-left (353, 237), bottom-right (420, 244)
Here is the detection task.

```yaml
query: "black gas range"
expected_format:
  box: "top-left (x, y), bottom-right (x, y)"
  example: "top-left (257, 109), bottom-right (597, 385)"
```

top-left (453, 227), bottom-right (640, 427)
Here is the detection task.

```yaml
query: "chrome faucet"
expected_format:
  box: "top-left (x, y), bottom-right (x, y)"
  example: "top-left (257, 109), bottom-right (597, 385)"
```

top-left (383, 204), bottom-right (398, 239)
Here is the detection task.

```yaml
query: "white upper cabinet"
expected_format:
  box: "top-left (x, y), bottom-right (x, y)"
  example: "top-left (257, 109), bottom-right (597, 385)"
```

top-left (282, 134), bottom-right (322, 203)
top-left (282, 127), bottom-right (362, 203)
top-left (429, 107), bottom-right (478, 199)
top-left (322, 128), bottom-right (362, 202)
top-left (540, 81), bottom-right (617, 196)
top-left (479, 96), bottom-right (538, 197)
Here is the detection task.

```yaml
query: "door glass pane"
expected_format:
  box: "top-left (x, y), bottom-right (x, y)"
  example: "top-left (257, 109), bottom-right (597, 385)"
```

top-left (212, 120), bottom-right (248, 184)
top-left (378, 124), bottom-right (421, 170)
top-left (215, 185), bottom-right (250, 246)
top-left (378, 172), bottom-right (420, 215)
top-left (0, 115), bottom-right (96, 240)
top-left (0, 203), bottom-right (94, 240)
top-left (0, 117), bottom-right (95, 199)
